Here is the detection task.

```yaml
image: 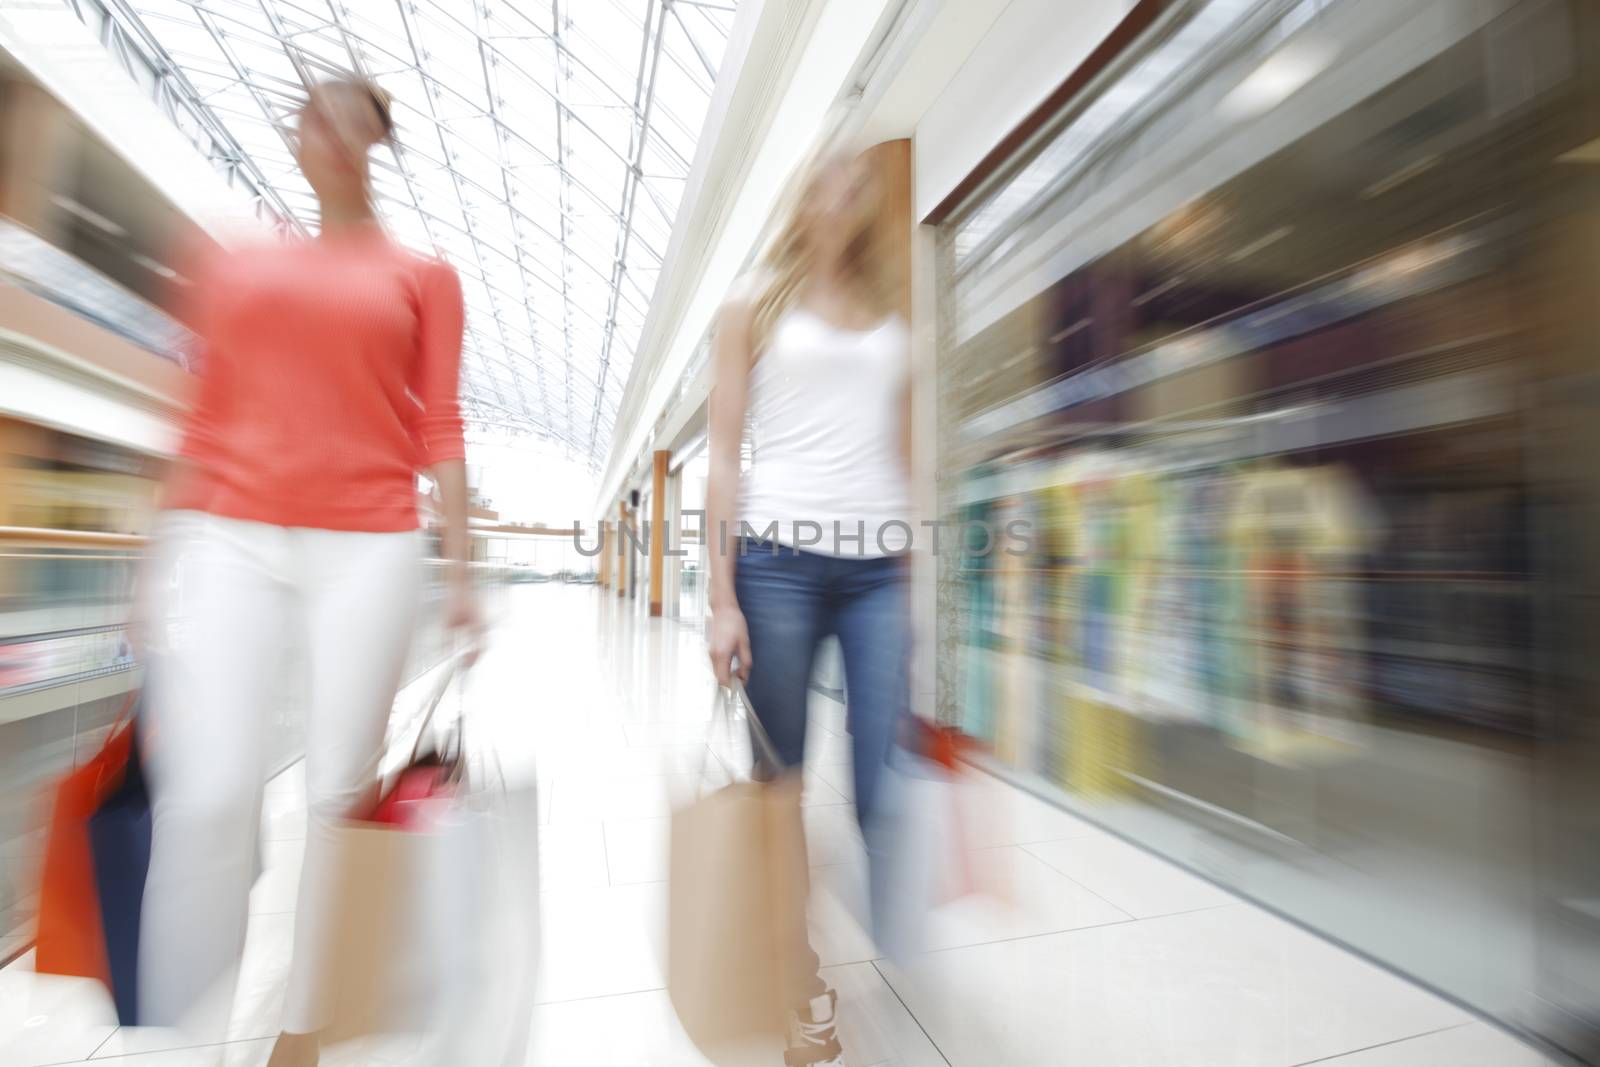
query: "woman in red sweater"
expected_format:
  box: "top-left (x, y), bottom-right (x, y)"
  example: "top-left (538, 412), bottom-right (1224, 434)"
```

top-left (135, 78), bottom-right (479, 1066)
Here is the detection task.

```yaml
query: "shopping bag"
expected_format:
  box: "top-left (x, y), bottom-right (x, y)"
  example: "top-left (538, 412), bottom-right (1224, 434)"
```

top-left (35, 697), bottom-right (138, 987)
top-left (316, 662), bottom-right (468, 1046)
top-left (419, 752), bottom-right (541, 1067)
top-left (668, 682), bottom-right (807, 1064)
top-left (870, 718), bottom-right (1014, 964)
top-left (314, 821), bottom-right (430, 1044)
top-left (867, 754), bottom-right (965, 965)
top-left (85, 727), bottom-right (152, 1025)
top-left (903, 716), bottom-right (983, 903)
top-left (370, 754), bottom-right (456, 828)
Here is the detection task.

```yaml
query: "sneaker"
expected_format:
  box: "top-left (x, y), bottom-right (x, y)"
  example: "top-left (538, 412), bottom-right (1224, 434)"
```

top-left (785, 989), bottom-right (845, 1066)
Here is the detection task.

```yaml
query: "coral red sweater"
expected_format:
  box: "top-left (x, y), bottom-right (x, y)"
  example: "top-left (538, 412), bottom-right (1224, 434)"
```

top-left (168, 228), bottom-right (466, 531)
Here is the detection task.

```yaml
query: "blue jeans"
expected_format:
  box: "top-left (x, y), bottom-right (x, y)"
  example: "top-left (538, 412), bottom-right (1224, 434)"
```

top-left (735, 540), bottom-right (910, 827)
top-left (735, 540), bottom-right (911, 1003)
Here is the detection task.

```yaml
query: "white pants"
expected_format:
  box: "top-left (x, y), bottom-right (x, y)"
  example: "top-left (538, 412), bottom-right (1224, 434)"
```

top-left (139, 512), bottom-right (422, 1035)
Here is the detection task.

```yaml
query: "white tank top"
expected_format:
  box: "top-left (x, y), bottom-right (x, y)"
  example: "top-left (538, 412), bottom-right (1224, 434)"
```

top-left (738, 306), bottom-right (912, 557)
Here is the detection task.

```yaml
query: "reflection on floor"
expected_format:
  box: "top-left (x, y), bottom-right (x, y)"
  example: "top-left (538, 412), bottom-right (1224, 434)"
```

top-left (0, 584), bottom-right (1559, 1066)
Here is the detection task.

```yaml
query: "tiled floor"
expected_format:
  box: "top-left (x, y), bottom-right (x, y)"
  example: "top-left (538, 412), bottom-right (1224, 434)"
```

top-left (0, 584), bottom-right (1560, 1066)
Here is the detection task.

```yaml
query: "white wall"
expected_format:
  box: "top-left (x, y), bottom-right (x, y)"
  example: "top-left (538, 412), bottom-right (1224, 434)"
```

top-left (913, 0), bottom-right (1136, 220)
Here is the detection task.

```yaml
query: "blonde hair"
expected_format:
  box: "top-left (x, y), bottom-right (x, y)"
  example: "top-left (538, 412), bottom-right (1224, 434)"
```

top-left (749, 146), bottom-right (901, 353)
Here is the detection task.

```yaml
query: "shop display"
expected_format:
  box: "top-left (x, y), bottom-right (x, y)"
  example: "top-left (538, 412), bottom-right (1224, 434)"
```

top-left (933, 0), bottom-right (1600, 1041)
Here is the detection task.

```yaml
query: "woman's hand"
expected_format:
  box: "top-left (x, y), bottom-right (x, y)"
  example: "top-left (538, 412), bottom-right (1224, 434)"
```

top-left (445, 567), bottom-right (486, 665)
top-left (707, 605), bottom-right (751, 687)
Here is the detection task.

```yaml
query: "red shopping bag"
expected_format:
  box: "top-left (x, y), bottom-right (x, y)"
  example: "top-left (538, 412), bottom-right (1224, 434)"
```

top-left (903, 717), bottom-right (989, 903)
top-left (35, 699), bottom-right (138, 984)
top-left (370, 756), bottom-right (456, 828)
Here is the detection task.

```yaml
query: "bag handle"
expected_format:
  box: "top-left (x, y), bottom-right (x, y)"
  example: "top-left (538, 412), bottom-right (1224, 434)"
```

top-left (400, 653), bottom-right (509, 797)
top-left (695, 669), bottom-right (785, 792)
top-left (90, 689), bottom-right (143, 795)
top-left (728, 676), bottom-right (784, 772)
top-left (401, 649), bottom-right (472, 767)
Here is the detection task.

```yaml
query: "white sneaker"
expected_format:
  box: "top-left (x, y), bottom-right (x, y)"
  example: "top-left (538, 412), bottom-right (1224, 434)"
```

top-left (785, 989), bottom-right (845, 1066)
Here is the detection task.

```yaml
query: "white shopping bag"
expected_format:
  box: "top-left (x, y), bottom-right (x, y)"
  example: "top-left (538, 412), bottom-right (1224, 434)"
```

top-left (866, 755), bottom-right (963, 965)
top-left (419, 756), bottom-right (541, 1067)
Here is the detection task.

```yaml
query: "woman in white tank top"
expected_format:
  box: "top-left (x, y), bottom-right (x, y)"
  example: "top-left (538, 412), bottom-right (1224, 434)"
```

top-left (705, 149), bottom-right (911, 1067)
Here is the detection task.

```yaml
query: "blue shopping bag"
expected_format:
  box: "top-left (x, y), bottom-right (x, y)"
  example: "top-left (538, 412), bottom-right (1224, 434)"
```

top-left (86, 721), bottom-right (152, 1025)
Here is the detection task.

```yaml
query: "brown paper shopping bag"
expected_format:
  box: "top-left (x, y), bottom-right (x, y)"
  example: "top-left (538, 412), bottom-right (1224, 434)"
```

top-left (667, 683), bottom-right (809, 1065)
top-left (314, 821), bottom-right (418, 1044)
top-left (311, 659), bottom-right (475, 1046)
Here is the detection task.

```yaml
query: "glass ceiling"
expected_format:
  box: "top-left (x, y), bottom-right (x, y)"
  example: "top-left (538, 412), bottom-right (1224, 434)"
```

top-left (93, 0), bottom-right (739, 465)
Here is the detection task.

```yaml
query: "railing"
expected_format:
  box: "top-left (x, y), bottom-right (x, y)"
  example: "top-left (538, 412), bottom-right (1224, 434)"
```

top-left (0, 219), bottom-right (193, 363)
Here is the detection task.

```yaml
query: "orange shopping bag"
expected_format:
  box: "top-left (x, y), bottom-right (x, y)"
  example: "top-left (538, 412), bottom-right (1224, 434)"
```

top-left (35, 701), bottom-right (138, 984)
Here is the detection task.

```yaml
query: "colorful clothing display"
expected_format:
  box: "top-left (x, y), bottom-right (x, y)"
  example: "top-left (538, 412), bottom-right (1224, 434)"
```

top-left (952, 444), bottom-right (1383, 787)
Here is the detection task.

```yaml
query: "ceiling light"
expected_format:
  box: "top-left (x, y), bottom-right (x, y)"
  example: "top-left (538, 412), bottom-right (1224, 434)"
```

top-left (49, 195), bottom-right (128, 238)
top-left (130, 253), bottom-right (181, 280)
top-left (1224, 225), bottom-right (1294, 262)
top-left (1555, 136), bottom-right (1600, 164)
top-left (1132, 276), bottom-right (1186, 307)
top-left (1219, 37), bottom-right (1338, 120)
top-left (1361, 154), bottom-right (1441, 198)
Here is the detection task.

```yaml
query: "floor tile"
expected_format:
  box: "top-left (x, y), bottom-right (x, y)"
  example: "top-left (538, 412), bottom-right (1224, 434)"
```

top-left (808, 864), bottom-right (881, 969)
top-left (602, 816), bottom-right (670, 885)
top-left (882, 905), bottom-right (1471, 1067)
top-left (955, 785), bottom-right (1106, 850)
top-left (812, 760), bottom-right (855, 802)
top-left (806, 729), bottom-right (854, 767)
top-left (538, 821), bottom-right (612, 890)
top-left (803, 806), bottom-right (867, 869)
top-left (527, 988), bottom-right (727, 1067)
top-left (85, 1038), bottom-right (274, 1065)
top-left (89, 914), bottom-right (300, 1060)
top-left (1300, 1022), bottom-right (1560, 1066)
top-left (536, 883), bottom-right (667, 1004)
top-left (0, 952), bottom-right (116, 1067)
top-left (802, 770), bottom-right (850, 807)
top-left (1024, 835), bottom-right (1236, 919)
top-left (916, 845), bottom-right (1131, 952)
top-left (0, 585), bottom-right (1514, 1067)
top-left (522, 963), bottom-right (944, 1067)
top-left (823, 961), bottom-right (947, 1067)
top-left (547, 774), bottom-right (695, 823)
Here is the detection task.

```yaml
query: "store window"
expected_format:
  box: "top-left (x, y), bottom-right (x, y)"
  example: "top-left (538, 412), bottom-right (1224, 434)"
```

top-left (935, 0), bottom-right (1600, 1043)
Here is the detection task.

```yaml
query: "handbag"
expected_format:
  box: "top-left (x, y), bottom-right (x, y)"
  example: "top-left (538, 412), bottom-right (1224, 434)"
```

top-left (35, 694), bottom-right (150, 1024)
top-left (85, 722), bottom-right (153, 1025)
top-left (667, 680), bottom-right (808, 1065)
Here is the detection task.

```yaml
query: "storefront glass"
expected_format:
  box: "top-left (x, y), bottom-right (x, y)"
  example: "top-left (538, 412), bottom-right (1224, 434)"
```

top-left (936, 0), bottom-right (1600, 1049)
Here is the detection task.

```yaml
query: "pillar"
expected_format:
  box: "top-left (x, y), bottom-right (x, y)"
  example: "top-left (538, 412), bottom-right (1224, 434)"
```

top-left (860, 138), bottom-right (912, 320)
top-left (597, 521), bottom-right (612, 590)
top-left (649, 450), bottom-right (669, 616)
top-left (616, 499), bottom-right (628, 598)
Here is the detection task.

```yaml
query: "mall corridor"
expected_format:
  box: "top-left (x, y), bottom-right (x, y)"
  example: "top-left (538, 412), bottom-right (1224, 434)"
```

top-left (1, 584), bottom-right (1554, 1067)
top-left (9, 0), bottom-right (1600, 1062)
